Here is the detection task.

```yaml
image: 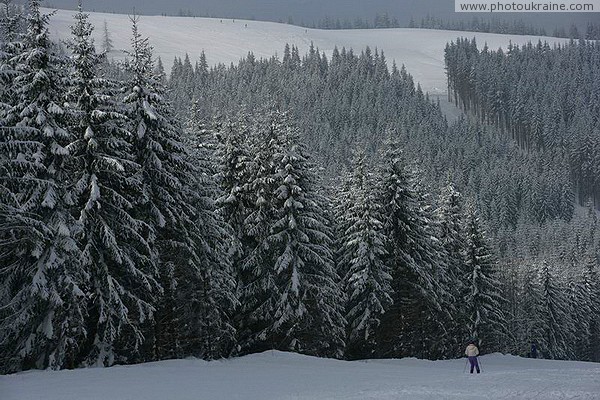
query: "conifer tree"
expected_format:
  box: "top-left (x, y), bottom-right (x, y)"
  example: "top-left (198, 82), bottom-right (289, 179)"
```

top-left (509, 264), bottom-right (544, 356)
top-left (263, 119), bottom-right (344, 356)
top-left (463, 207), bottom-right (507, 351)
top-left (340, 152), bottom-right (392, 359)
top-left (67, 8), bottom-right (157, 367)
top-left (0, 0), bottom-right (84, 372)
top-left (101, 20), bottom-right (113, 54)
top-left (122, 15), bottom-right (233, 360)
top-left (181, 105), bottom-right (237, 360)
top-left (376, 144), bottom-right (447, 359)
top-left (566, 272), bottom-right (590, 360)
top-left (0, 0), bottom-right (22, 117)
top-left (236, 110), bottom-right (284, 353)
top-left (581, 252), bottom-right (600, 362)
top-left (535, 260), bottom-right (572, 359)
top-left (436, 181), bottom-right (467, 356)
top-left (235, 111), bottom-right (345, 357)
top-left (214, 113), bottom-right (253, 262)
top-left (0, 0), bottom-right (22, 220)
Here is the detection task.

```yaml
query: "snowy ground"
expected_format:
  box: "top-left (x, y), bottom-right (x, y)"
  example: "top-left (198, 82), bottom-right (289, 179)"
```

top-left (1, 351), bottom-right (599, 400)
top-left (45, 9), bottom-right (569, 96)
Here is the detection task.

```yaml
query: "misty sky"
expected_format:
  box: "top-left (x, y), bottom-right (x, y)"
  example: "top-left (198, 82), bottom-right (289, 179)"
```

top-left (40, 0), bottom-right (595, 30)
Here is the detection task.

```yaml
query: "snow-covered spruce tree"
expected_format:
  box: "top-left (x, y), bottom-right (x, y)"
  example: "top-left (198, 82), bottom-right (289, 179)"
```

top-left (435, 180), bottom-right (468, 357)
top-left (66, 7), bottom-right (158, 367)
top-left (0, 0), bottom-right (22, 211)
top-left (333, 169), bottom-right (354, 283)
top-left (179, 101), bottom-right (237, 360)
top-left (0, 0), bottom-right (22, 39)
top-left (0, 0), bottom-right (22, 116)
top-left (566, 270), bottom-right (591, 361)
top-left (121, 15), bottom-right (205, 361)
top-left (0, 0), bottom-right (21, 351)
top-left (261, 118), bottom-right (345, 357)
top-left (167, 53), bottom-right (195, 118)
top-left (535, 260), bottom-right (572, 360)
top-left (312, 190), bottom-right (347, 358)
top-left (375, 143), bottom-right (448, 360)
top-left (340, 151), bottom-right (392, 359)
top-left (214, 113), bottom-right (253, 270)
top-left (581, 252), bottom-right (600, 362)
top-left (463, 207), bottom-right (507, 352)
top-left (523, 265), bottom-right (546, 354)
top-left (101, 20), bottom-right (113, 54)
top-left (212, 113), bottom-right (257, 355)
top-left (0, 1), bottom-right (85, 372)
top-left (236, 110), bottom-right (283, 354)
top-left (578, 207), bottom-right (600, 362)
top-left (413, 183), bottom-right (457, 359)
top-left (236, 110), bottom-right (345, 357)
top-left (122, 24), bottom-right (237, 360)
top-left (0, 3), bottom-right (23, 369)
top-left (154, 56), bottom-right (167, 87)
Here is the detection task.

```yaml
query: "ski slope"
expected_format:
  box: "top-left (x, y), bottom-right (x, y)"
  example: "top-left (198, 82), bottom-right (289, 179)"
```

top-left (44, 8), bottom-right (569, 95)
top-left (1, 351), bottom-right (599, 400)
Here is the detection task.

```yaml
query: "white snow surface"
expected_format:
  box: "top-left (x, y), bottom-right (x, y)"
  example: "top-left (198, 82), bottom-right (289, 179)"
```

top-left (45, 9), bottom-right (570, 95)
top-left (2, 351), bottom-right (599, 399)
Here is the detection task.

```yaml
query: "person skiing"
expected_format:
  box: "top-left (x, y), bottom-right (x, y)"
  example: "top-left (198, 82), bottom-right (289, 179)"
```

top-left (465, 340), bottom-right (480, 374)
top-left (530, 342), bottom-right (538, 359)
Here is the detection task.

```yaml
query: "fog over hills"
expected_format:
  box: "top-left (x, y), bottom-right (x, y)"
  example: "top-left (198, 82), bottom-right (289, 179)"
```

top-left (39, 0), bottom-right (595, 30)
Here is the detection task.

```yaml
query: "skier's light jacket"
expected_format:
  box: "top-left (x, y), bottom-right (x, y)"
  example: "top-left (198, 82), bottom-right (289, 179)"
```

top-left (465, 344), bottom-right (479, 357)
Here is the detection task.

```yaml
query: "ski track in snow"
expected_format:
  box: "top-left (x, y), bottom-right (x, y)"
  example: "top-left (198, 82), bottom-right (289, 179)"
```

top-left (1, 351), bottom-right (599, 400)
top-left (44, 8), bottom-right (570, 96)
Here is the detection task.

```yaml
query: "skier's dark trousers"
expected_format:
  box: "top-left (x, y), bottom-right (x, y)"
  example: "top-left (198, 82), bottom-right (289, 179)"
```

top-left (465, 341), bottom-right (480, 374)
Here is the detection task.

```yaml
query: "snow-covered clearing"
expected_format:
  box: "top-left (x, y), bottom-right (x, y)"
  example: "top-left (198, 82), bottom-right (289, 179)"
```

top-left (45, 8), bottom-right (569, 95)
top-left (1, 351), bottom-right (599, 400)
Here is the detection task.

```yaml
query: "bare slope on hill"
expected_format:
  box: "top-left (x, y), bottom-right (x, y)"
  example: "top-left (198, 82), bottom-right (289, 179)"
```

top-left (45, 8), bottom-right (568, 96)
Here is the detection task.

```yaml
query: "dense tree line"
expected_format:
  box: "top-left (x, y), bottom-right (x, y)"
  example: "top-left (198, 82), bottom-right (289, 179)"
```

top-left (416, 16), bottom-right (600, 40)
top-left (445, 38), bottom-right (600, 208)
top-left (294, 13), bottom-right (600, 41)
top-left (0, 1), bottom-right (235, 371)
top-left (168, 43), bottom-right (444, 177)
top-left (552, 22), bottom-right (600, 40)
top-left (498, 207), bottom-right (600, 361)
top-left (167, 30), bottom-right (600, 362)
top-left (0, 1), bottom-right (507, 372)
top-left (311, 13), bottom-right (401, 30)
top-left (169, 41), bottom-right (574, 229)
top-left (414, 15), bottom-right (547, 37)
top-left (303, 13), bottom-right (600, 41)
top-left (444, 37), bottom-right (600, 361)
top-left (2, 1), bottom-right (599, 373)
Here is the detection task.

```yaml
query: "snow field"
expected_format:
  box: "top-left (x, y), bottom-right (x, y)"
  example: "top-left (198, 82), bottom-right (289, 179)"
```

top-left (45, 8), bottom-right (569, 95)
top-left (1, 351), bottom-right (599, 400)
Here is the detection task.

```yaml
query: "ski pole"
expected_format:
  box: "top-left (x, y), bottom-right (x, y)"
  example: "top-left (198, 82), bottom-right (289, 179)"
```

top-left (463, 358), bottom-right (468, 373)
top-left (478, 356), bottom-right (483, 373)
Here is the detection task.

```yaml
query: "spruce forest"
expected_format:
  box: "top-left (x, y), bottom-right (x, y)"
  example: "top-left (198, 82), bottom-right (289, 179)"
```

top-left (0, 1), bottom-right (599, 374)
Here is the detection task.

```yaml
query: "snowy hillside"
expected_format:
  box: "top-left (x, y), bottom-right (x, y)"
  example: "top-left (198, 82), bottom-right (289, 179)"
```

top-left (2, 351), bottom-right (599, 400)
top-left (44, 8), bottom-right (569, 94)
